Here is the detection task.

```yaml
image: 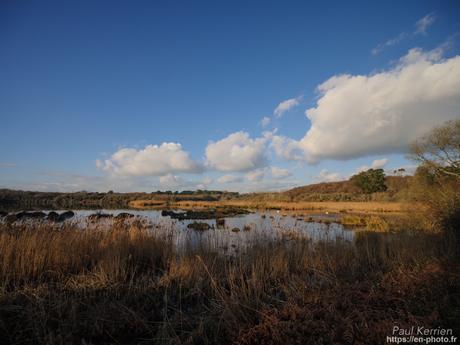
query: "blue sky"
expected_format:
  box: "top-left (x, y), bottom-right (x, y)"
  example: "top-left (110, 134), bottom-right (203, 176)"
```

top-left (1, 0), bottom-right (460, 192)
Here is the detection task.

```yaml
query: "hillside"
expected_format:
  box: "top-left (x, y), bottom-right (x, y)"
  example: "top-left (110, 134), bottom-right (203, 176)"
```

top-left (0, 189), bottom-right (238, 211)
top-left (0, 176), bottom-right (413, 211)
top-left (283, 176), bottom-right (412, 202)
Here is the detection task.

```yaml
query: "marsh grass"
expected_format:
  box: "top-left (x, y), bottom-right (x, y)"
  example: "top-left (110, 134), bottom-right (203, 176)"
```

top-left (0, 221), bottom-right (458, 345)
top-left (364, 215), bottom-right (390, 232)
top-left (131, 199), bottom-right (407, 214)
top-left (340, 215), bottom-right (364, 226)
top-left (340, 214), bottom-right (390, 232)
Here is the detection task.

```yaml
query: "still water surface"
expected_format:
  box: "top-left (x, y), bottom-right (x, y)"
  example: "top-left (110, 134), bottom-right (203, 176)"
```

top-left (61, 209), bottom-right (355, 253)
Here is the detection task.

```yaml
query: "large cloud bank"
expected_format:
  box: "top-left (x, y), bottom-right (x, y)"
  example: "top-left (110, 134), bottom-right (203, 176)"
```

top-left (299, 48), bottom-right (460, 162)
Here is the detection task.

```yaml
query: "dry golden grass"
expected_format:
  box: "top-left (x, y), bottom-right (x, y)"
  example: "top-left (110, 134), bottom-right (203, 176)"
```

top-left (341, 214), bottom-right (365, 226)
top-left (364, 215), bottom-right (390, 232)
top-left (130, 199), bottom-right (410, 214)
top-left (340, 215), bottom-right (390, 232)
top-left (0, 219), bottom-right (458, 345)
top-left (0, 221), bottom-right (172, 289)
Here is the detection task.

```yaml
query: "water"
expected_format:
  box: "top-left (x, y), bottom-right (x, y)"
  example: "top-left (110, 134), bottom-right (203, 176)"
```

top-left (2, 209), bottom-right (355, 254)
top-left (44, 209), bottom-right (355, 251)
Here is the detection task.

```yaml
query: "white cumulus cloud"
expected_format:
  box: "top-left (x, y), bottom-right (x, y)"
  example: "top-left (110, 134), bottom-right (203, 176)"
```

top-left (299, 48), bottom-right (460, 163)
top-left (205, 131), bottom-right (268, 172)
top-left (274, 97), bottom-right (301, 118)
top-left (217, 175), bottom-right (243, 184)
top-left (271, 135), bottom-right (306, 161)
top-left (201, 176), bottom-right (213, 185)
top-left (355, 158), bottom-right (389, 174)
top-left (96, 143), bottom-right (202, 177)
top-left (315, 169), bottom-right (343, 183)
top-left (245, 169), bottom-right (265, 182)
top-left (159, 174), bottom-right (185, 188)
top-left (371, 158), bottom-right (389, 169)
top-left (245, 166), bottom-right (292, 182)
top-left (270, 166), bottom-right (292, 179)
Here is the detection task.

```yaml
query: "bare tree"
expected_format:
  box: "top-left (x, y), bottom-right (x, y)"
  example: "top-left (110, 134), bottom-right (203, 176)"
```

top-left (410, 119), bottom-right (460, 179)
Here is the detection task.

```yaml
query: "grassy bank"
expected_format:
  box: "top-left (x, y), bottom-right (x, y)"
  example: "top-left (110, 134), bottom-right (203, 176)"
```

top-left (0, 221), bottom-right (458, 345)
top-left (130, 199), bottom-right (408, 214)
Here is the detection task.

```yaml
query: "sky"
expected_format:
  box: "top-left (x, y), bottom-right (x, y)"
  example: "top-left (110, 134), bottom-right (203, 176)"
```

top-left (1, 0), bottom-right (460, 192)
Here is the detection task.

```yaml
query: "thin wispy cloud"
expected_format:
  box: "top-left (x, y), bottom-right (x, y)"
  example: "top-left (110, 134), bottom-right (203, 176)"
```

top-left (217, 175), bottom-right (243, 184)
top-left (372, 32), bottom-right (409, 55)
top-left (0, 163), bottom-right (16, 168)
top-left (372, 13), bottom-right (436, 55)
top-left (415, 13), bottom-right (436, 35)
top-left (270, 166), bottom-right (292, 179)
top-left (274, 96), bottom-right (302, 118)
top-left (260, 116), bottom-right (271, 128)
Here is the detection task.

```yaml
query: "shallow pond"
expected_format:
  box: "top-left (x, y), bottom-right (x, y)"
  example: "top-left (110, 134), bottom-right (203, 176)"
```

top-left (38, 209), bottom-right (356, 253)
top-left (1, 209), bottom-right (356, 254)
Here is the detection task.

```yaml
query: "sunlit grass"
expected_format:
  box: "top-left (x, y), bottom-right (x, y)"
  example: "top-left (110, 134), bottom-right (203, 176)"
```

top-left (0, 219), bottom-right (457, 345)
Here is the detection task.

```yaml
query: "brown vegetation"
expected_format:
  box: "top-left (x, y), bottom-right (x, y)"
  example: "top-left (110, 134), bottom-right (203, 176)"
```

top-left (0, 220), bottom-right (458, 345)
top-left (1, 175), bottom-right (412, 212)
top-left (0, 189), bottom-right (237, 211)
top-left (280, 175), bottom-right (411, 202)
top-left (131, 199), bottom-right (408, 215)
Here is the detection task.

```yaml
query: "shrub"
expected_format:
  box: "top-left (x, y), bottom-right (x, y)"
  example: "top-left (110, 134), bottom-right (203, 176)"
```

top-left (350, 169), bottom-right (387, 194)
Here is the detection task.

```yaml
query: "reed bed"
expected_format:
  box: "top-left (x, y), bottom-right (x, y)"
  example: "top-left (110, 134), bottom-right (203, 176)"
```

top-left (0, 221), bottom-right (458, 345)
top-left (130, 199), bottom-right (408, 214)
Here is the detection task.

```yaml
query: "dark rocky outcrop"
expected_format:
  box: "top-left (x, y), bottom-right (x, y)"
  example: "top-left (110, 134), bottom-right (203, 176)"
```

top-left (187, 222), bottom-right (211, 231)
top-left (5, 214), bottom-right (17, 223)
top-left (58, 210), bottom-right (75, 222)
top-left (162, 207), bottom-right (249, 220)
top-left (115, 212), bottom-right (135, 220)
top-left (161, 210), bottom-right (186, 218)
top-left (47, 211), bottom-right (60, 222)
top-left (88, 213), bottom-right (113, 222)
top-left (30, 211), bottom-right (46, 219)
top-left (15, 211), bottom-right (46, 220)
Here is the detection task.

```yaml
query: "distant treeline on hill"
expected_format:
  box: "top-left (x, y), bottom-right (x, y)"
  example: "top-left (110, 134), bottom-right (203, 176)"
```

top-left (284, 176), bottom-right (412, 201)
top-left (243, 175), bottom-right (413, 202)
top-left (0, 189), bottom-right (239, 211)
top-left (0, 174), bottom-right (413, 211)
